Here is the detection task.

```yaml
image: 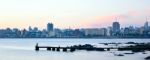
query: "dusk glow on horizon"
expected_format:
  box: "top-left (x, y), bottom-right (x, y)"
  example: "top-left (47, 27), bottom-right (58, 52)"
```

top-left (0, 0), bottom-right (150, 29)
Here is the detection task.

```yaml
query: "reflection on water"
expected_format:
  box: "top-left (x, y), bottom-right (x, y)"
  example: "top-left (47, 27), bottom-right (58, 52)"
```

top-left (0, 38), bottom-right (149, 60)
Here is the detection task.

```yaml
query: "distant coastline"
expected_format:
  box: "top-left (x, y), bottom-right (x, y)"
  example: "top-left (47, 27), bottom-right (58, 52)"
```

top-left (0, 37), bottom-right (150, 39)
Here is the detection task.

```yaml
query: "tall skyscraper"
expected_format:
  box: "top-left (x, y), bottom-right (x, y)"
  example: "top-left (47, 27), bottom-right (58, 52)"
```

top-left (112, 22), bottom-right (120, 33)
top-left (47, 23), bottom-right (54, 32)
top-left (144, 21), bottom-right (149, 30)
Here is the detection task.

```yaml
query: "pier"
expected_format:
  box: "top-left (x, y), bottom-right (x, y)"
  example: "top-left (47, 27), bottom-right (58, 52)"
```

top-left (35, 43), bottom-right (105, 52)
top-left (35, 43), bottom-right (76, 52)
top-left (35, 43), bottom-right (150, 52)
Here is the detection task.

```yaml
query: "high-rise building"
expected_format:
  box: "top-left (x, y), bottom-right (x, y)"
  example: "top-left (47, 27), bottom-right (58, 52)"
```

top-left (144, 21), bottom-right (149, 30)
top-left (29, 26), bottom-right (32, 31)
top-left (112, 22), bottom-right (120, 33)
top-left (47, 23), bottom-right (53, 32)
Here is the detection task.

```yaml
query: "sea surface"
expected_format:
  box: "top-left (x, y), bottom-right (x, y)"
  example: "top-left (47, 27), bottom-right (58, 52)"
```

top-left (0, 38), bottom-right (149, 60)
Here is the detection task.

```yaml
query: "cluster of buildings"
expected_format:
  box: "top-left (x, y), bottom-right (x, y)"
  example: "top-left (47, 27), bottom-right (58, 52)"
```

top-left (110, 21), bottom-right (150, 38)
top-left (0, 21), bottom-right (150, 38)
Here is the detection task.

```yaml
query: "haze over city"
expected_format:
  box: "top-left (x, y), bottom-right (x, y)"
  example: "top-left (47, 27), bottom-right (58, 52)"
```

top-left (0, 0), bottom-right (150, 29)
top-left (0, 1), bottom-right (150, 60)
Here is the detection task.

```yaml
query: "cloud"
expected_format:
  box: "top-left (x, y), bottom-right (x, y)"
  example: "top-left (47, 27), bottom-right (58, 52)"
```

top-left (90, 9), bottom-right (150, 28)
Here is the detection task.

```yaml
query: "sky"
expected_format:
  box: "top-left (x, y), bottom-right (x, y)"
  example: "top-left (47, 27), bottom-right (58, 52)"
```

top-left (0, 0), bottom-right (150, 29)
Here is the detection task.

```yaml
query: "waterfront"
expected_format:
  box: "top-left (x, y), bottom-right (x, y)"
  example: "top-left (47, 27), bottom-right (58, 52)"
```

top-left (0, 39), bottom-right (149, 60)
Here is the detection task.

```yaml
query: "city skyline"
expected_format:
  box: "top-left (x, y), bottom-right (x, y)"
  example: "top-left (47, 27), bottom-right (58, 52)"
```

top-left (0, 0), bottom-right (150, 29)
top-left (0, 21), bottom-right (149, 38)
top-left (0, 21), bottom-right (148, 30)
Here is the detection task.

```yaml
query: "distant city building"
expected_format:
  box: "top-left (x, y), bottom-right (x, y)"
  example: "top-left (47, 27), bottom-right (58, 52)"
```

top-left (21, 29), bottom-right (27, 38)
top-left (112, 22), bottom-right (120, 36)
top-left (0, 21), bottom-right (149, 38)
top-left (41, 29), bottom-right (47, 38)
top-left (106, 27), bottom-right (112, 36)
top-left (33, 27), bottom-right (38, 32)
top-left (62, 29), bottom-right (76, 37)
top-left (83, 28), bottom-right (107, 37)
top-left (29, 26), bottom-right (32, 31)
top-left (144, 21), bottom-right (149, 31)
top-left (140, 27), bottom-right (144, 35)
top-left (47, 23), bottom-right (53, 32)
top-left (47, 31), bottom-right (55, 37)
top-left (124, 27), bottom-right (130, 35)
top-left (54, 28), bottom-right (62, 37)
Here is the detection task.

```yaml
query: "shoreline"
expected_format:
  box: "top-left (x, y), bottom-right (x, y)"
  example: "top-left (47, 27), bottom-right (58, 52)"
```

top-left (0, 37), bottom-right (150, 39)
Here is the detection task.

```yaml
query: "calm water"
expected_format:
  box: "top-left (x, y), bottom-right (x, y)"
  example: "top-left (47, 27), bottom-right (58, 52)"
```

top-left (0, 38), bottom-right (149, 60)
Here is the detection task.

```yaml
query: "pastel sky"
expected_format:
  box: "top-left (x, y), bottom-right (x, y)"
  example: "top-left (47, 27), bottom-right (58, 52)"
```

top-left (0, 0), bottom-right (150, 29)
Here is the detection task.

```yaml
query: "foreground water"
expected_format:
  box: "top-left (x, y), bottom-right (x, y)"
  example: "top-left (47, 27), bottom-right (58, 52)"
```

top-left (0, 38), bottom-right (149, 60)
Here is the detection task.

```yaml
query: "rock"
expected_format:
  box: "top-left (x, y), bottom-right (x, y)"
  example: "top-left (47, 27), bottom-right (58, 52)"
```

top-left (125, 42), bottom-right (136, 44)
top-left (124, 52), bottom-right (134, 54)
top-left (145, 56), bottom-right (150, 60)
top-left (114, 54), bottom-right (124, 56)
